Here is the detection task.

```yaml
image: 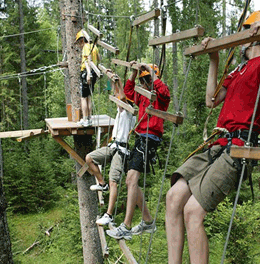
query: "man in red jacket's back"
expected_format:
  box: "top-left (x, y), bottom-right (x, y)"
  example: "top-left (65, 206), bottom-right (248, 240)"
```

top-left (107, 62), bottom-right (170, 240)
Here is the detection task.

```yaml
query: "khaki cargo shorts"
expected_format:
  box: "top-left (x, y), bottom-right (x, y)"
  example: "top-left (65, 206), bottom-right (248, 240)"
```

top-left (88, 146), bottom-right (123, 183)
top-left (175, 145), bottom-right (240, 212)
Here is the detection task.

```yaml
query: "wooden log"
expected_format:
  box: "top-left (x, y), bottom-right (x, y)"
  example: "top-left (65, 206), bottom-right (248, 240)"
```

top-left (146, 106), bottom-right (184, 125)
top-left (78, 163), bottom-right (89, 177)
top-left (89, 60), bottom-right (102, 78)
top-left (149, 26), bottom-right (205, 46)
top-left (134, 85), bottom-right (157, 102)
top-left (108, 223), bottom-right (138, 264)
top-left (57, 61), bottom-right (68, 68)
top-left (16, 130), bottom-right (49, 142)
top-left (109, 95), bottom-right (138, 116)
top-left (82, 29), bottom-right (92, 42)
top-left (0, 129), bottom-right (45, 139)
top-left (111, 59), bottom-right (139, 70)
top-left (230, 146), bottom-right (260, 160)
top-left (75, 108), bottom-right (81, 122)
top-left (87, 24), bottom-right (103, 39)
top-left (97, 219), bottom-right (109, 258)
top-left (132, 8), bottom-right (160, 26)
top-left (184, 28), bottom-right (260, 56)
top-left (98, 64), bottom-right (119, 82)
top-left (67, 104), bottom-right (72, 121)
top-left (97, 40), bottom-right (120, 54)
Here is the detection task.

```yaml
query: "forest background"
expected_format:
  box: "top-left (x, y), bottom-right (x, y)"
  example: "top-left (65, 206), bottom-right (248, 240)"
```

top-left (1, 0), bottom-right (260, 263)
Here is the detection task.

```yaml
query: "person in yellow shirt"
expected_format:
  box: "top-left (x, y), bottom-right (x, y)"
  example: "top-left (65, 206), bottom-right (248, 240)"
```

top-left (75, 30), bottom-right (101, 126)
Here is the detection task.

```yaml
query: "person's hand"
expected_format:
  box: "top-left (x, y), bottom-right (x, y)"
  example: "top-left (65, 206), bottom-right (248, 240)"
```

top-left (249, 21), bottom-right (260, 36)
top-left (201, 37), bottom-right (218, 59)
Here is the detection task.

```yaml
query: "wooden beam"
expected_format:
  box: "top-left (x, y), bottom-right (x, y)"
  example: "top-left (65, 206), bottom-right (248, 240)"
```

top-left (97, 40), bottom-right (120, 55)
top-left (57, 61), bottom-right (68, 68)
top-left (149, 26), bottom-right (205, 46)
top-left (184, 28), bottom-right (260, 56)
top-left (97, 219), bottom-right (109, 258)
top-left (66, 104), bottom-right (72, 121)
top-left (132, 8), bottom-right (160, 26)
top-left (89, 60), bottom-right (102, 78)
top-left (0, 129), bottom-right (45, 139)
top-left (87, 24), bottom-right (103, 39)
top-left (108, 223), bottom-right (138, 264)
top-left (146, 107), bottom-right (184, 125)
top-left (135, 85), bottom-right (157, 102)
top-left (82, 29), bottom-right (92, 42)
top-left (230, 146), bottom-right (260, 160)
top-left (111, 59), bottom-right (139, 70)
top-left (98, 64), bottom-right (119, 82)
top-left (77, 163), bottom-right (89, 177)
top-left (16, 130), bottom-right (49, 142)
top-left (109, 95), bottom-right (138, 116)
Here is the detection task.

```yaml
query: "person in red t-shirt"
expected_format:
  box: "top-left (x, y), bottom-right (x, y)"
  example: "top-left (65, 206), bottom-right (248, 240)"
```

top-left (106, 62), bottom-right (170, 240)
top-left (166, 12), bottom-right (260, 264)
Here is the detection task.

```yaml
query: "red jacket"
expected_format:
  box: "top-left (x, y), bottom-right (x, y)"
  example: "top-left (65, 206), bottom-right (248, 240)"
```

top-left (124, 79), bottom-right (170, 138)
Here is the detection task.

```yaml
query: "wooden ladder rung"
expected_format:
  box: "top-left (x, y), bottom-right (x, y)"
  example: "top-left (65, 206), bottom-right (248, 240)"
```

top-left (97, 217), bottom-right (109, 258)
top-left (230, 146), bottom-right (260, 160)
top-left (134, 85), bottom-right (156, 102)
top-left (146, 107), bottom-right (184, 124)
top-left (109, 95), bottom-right (138, 116)
top-left (98, 64), bottom-right (119, 82)
top-left (184, 28), bottom-right (260, 57)
top-left (97, 40), bottom-right (120, 55)
top-left (132, 8), bottom-right (160, 26)
top-left (111, 58), bottom-right (139, 70)
top-left (87, 24), bottom-right (103, 38)
top-left (149, 26), bottom-right (205, 46)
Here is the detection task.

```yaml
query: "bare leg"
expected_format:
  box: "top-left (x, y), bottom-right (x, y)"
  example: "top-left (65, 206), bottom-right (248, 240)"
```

top-left (86, 96), bottom-right (92, 118)
top-left (184, 195), bottom-right (208, 264)
top-left (107, 180), bottom-right (117, 215)
top-left (85, 155), bottom-right (105, 185)
top-left (166, 177), bottom-right (192, 264)
top-left (124, 169), bottom-right (141, 227)
top-left (81, 97), bottom-right (88, 120)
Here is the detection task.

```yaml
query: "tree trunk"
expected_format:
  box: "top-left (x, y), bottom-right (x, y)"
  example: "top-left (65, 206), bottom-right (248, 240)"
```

top-left (18, 0), bottom-right (28, 129)
top-left (0, 140), bottom-right (13, 264)
top-left (63, 1), bottom-right (103, 263)
top-left (153, 0), bottom-right (160, 65)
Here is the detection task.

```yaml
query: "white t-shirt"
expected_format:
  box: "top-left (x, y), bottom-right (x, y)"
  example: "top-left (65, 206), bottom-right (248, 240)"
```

top-left (109, 107), bottom-right (136, 154)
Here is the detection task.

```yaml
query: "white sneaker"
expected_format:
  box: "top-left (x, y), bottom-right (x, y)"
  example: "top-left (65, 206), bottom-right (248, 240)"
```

top-left (96, 213), bottom-right (113, 226)
top-left (77, 119), bottom-right (89, 127)
top-left (131, 220), bottom-right (157, 235)
top-left (87, 119), bottom-right (92, 126)
top-left (106, 223), bottom-right (132, 240)
top-left (90, 183), bottom-right (109, 192)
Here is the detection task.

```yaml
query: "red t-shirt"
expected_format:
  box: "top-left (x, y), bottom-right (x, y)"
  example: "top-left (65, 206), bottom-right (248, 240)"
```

top-left (212, 56), bottom-right (260, 146)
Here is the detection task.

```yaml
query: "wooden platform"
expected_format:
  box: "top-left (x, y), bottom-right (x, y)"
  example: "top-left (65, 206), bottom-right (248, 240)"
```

top-left (45, 115), bottom-right (115, 136)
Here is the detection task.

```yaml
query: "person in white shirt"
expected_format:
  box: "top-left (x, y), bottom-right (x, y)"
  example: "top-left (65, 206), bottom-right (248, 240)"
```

top-left (85, 84), bottom-right (136, 225)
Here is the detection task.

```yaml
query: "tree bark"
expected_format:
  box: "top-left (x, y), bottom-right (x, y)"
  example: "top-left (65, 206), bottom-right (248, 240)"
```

top-left (18, 0), bottom-right (28, 129)
top-left (0, 139), bottom-right (13, 264)
top-left (63, 1), bottom-right (103, 263)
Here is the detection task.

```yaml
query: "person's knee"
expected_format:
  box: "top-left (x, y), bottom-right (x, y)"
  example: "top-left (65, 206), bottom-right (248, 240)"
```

top-left (166, 187), bottom-right (183, 214)
top-left (125, 170), bottom-right (139, 188)
top-left (109, 180), bottom-right (117, 188)
top-left (184, 202), bottom-right (205, 229)
top-left (85, 155), bottom-right (92, 165)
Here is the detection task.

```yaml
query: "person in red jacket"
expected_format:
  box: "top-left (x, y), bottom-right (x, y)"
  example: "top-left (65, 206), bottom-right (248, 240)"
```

top-left (107, 62), bottom-right (170, 240)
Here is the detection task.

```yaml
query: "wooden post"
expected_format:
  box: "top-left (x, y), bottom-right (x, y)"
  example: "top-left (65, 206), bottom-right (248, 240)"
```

top-left (63, 1), bottom-right (103, 263)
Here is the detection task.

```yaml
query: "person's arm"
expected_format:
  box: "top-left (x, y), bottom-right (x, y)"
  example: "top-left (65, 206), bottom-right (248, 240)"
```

top-left (202, 37), bottom-right (226, 108)
top-left (128, 61), bottom-right (138, 82)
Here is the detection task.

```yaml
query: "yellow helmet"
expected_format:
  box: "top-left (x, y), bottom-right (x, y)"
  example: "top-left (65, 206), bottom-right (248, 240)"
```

top-left (75, 30), bottom-right (85, 43)
top-left (139, 64), bottom-right (160, 78)
top-left (243, 11), bottom-right (260, 28)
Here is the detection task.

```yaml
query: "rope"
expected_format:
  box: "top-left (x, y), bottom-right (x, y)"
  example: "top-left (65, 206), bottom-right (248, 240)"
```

top-left (221, 82), bottom-right (260, 263)
top-left (18, 75), bottom-right (23, 130)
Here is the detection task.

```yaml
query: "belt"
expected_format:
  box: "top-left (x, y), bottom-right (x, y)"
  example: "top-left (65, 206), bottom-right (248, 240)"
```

top-left (223, 130), bottom-right (258, 145)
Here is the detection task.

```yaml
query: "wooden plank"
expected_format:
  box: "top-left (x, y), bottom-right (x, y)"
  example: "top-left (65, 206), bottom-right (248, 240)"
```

top-left (87, 24), bottom-right (103, 38)
top-left (98, 64), bottom-right (119, 82)
top-left (97, 220), bottom-right (109, 258)
top-left (66, 104), bottom-right (72, 121)
top-left (75, 108), bottom-right (81, 122)
top-left (0, 129), bottom-right (45, 139)
top-left (57, 61), bottom-right (68, 68)
top-left (135, 85), bottom-right (157, 102)
top-left (184, 28), bottom-right (260, 56)
top-left (89, 60), bottom-right (101, 78)
top-left (146, 107), bottom-right (184, 124)
top-left (109, 95), bottom-right (138, 116)
top-left (132, 8), bottom-right (160, 26)
top-left (78, 163), bottom-right (89, 177)
top-left (53, 136), bottom-right (85, 166)
top-left (97, 40), bottom-right (120, 55)
top-left (16, 130), bottom-right (49, 142)
top-left (230, 146), bottom-right (260, 160)
top-left (82, 29), bottom-right (92, 42)
top-left (149, 26), bottom-right (205, 46)
top-left (108, 223), bottom-right (138, 264)
top-left (111, 59), bottom-right (139, 70)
